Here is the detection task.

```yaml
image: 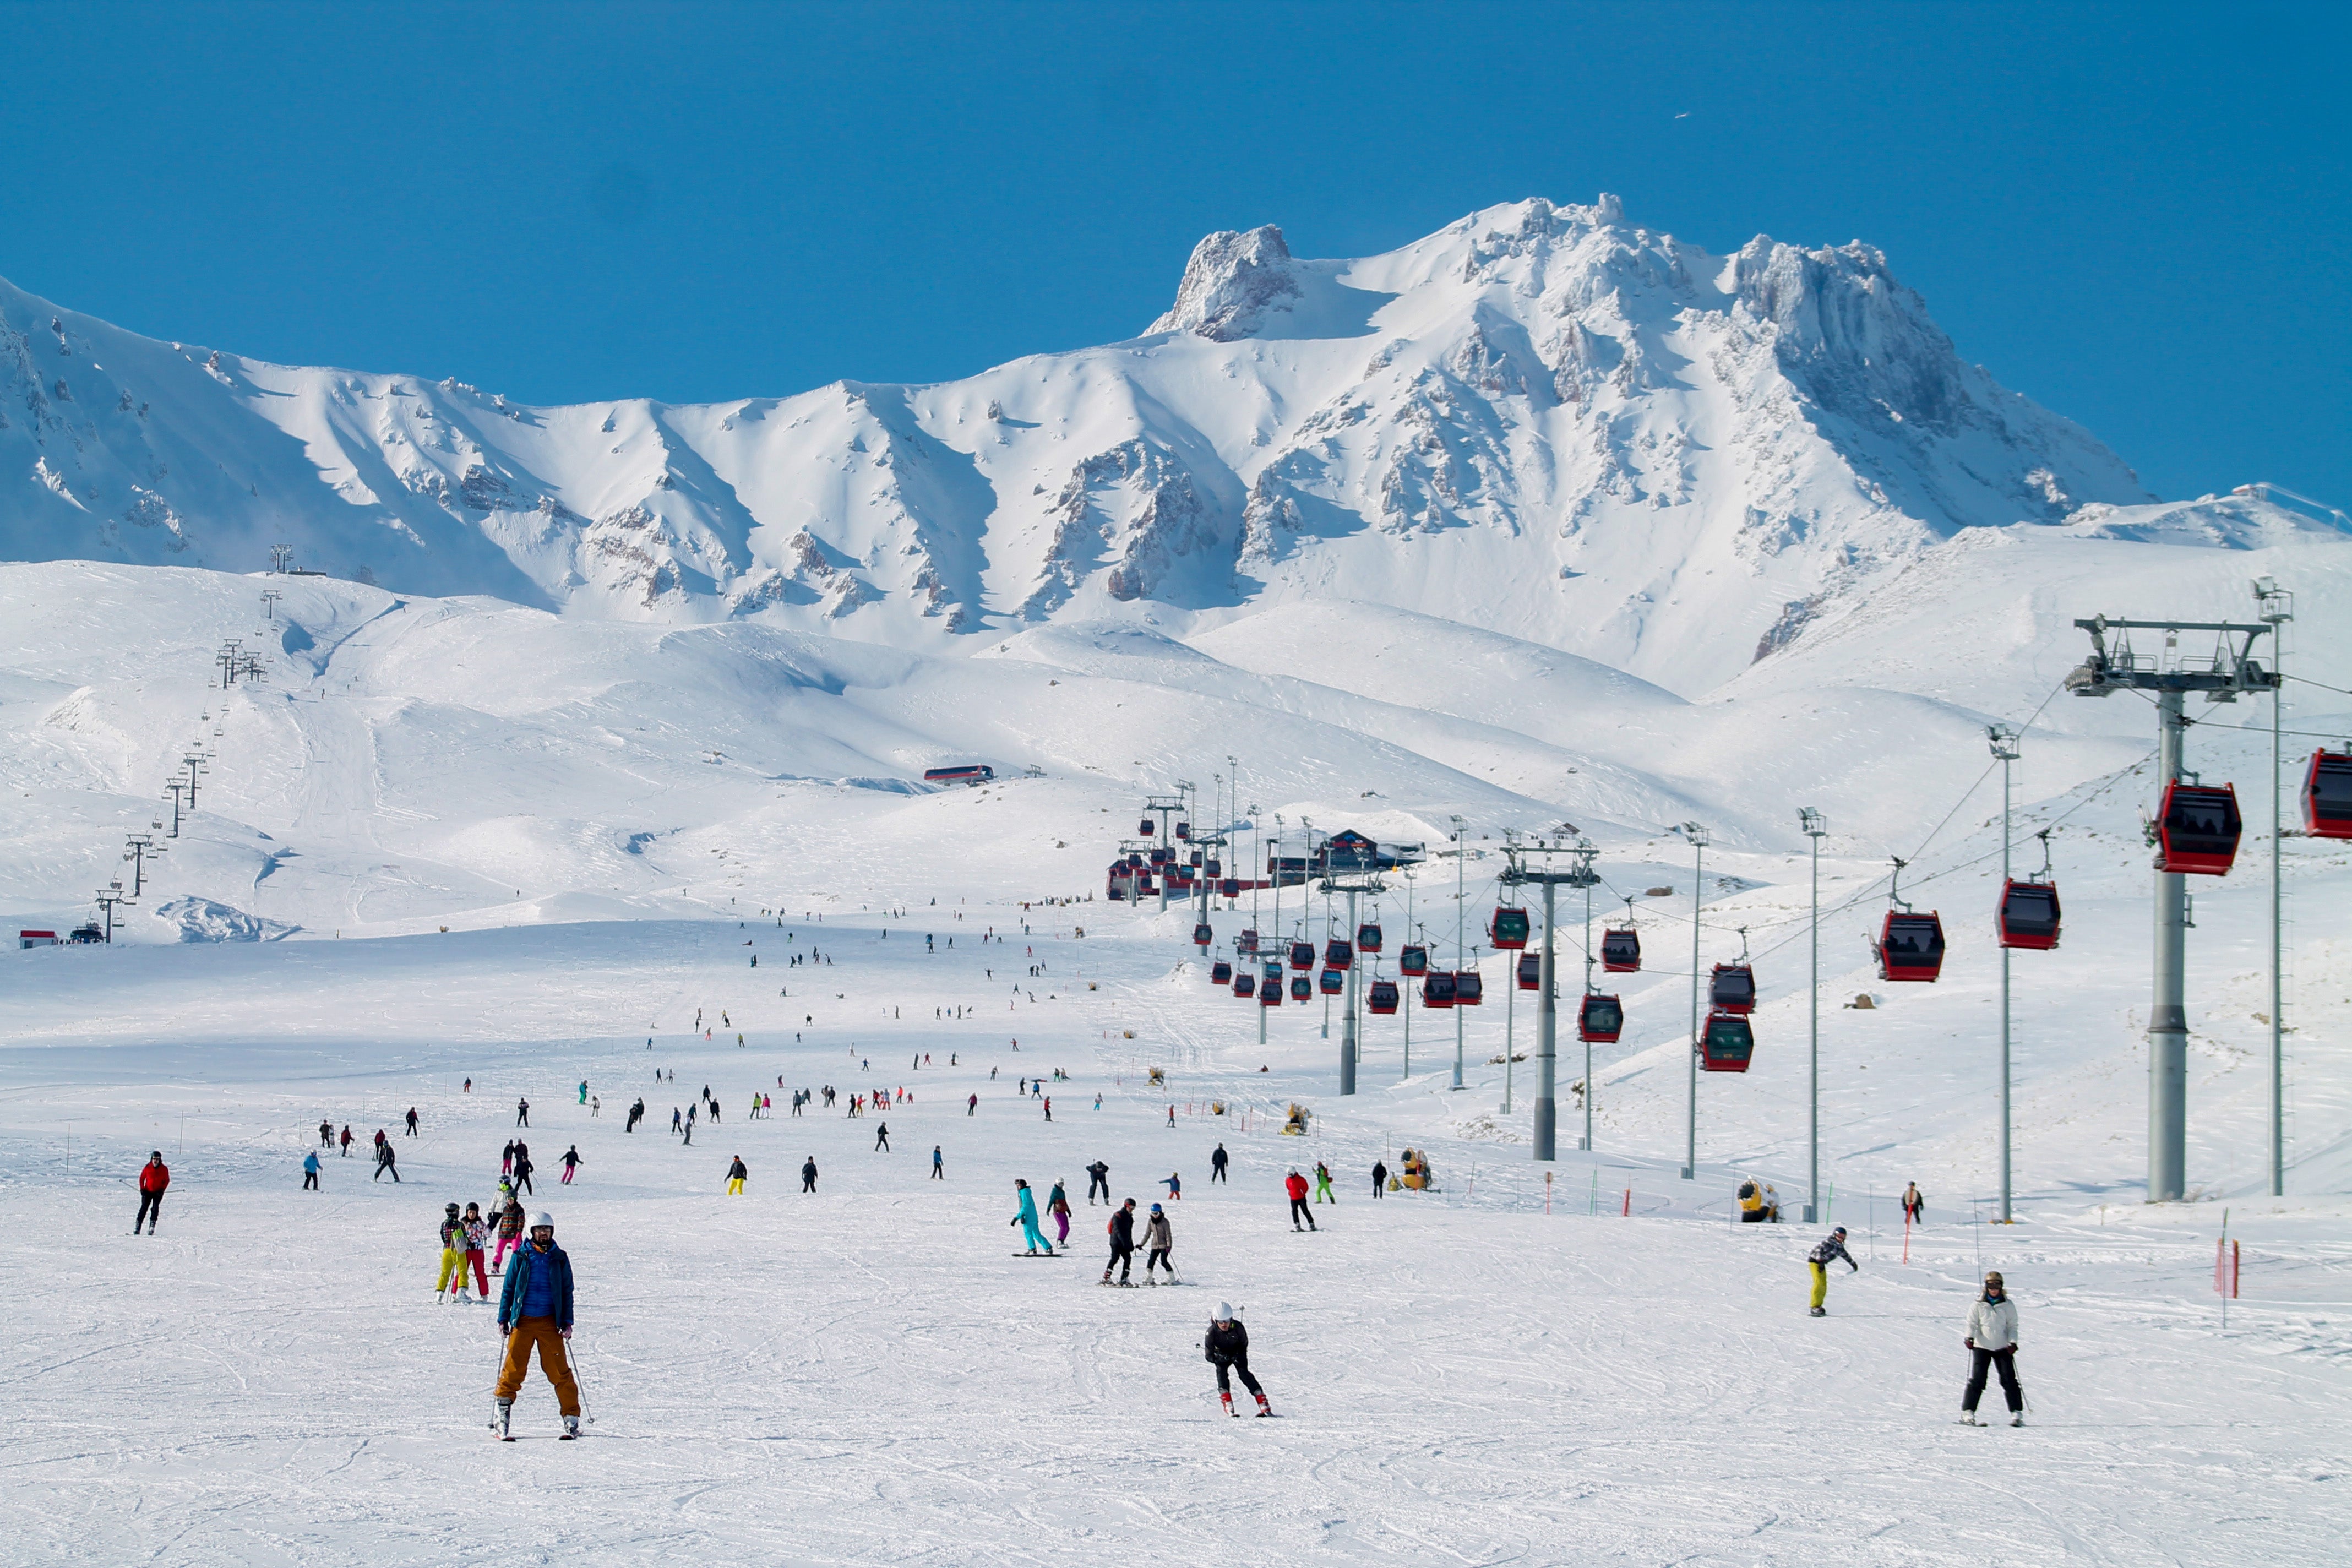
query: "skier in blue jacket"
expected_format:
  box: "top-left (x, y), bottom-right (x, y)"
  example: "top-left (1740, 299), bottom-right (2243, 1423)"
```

top-left (493, 1211), bottom-right (580, 1438)
top-left (1010, 1178), bottom-right (1053, 1255)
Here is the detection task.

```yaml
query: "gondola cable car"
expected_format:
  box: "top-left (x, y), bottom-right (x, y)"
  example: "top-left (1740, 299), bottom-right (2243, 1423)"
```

top-left (1398, 942), bottom-right (1430, 977)
top-left (1708, 927), bottom-right (1756, 1014)
top-left (1699, 1009), bottom-right (1755, 1072)
top-left (1455, 966), bottom-right (1484, 1006)
top-left (1260, 962), bottom-right (1284, 1006)
top-left (1237, 929), bottom-right (1260, 956)
top-left (1319, 967), bottom-right (1345, 995)
top-left (1289, 973), bottom-right (1313, 1003)
top-left (1601, 896), bottom-right (1642, 973)
top-left (1874, 857), bottom-right (1947, 983)
top-left (1420, 970), bottom-right (1457, 1009)
top-left (1357, 921), bottom-right (1384, 954)
top-left (1233, 970), bottom-right (1256, 998)
top-left (1517, 951), bottom-right (1543, 990)
top-left (1368, 977), bottom-right (1400, 1015)
top-left (1489, 906), bottom-right (1531, 950)
top-left (2151, 780), bottom-right (2242, 875)
top-left (1324, 937), bottom-right (1354, 972)
top-left (1578, 992), bottom-right (1623, 1044)
top-left (1138, 817), bottom-right (1155, 836)
top-left (1193, 922), bottom-right (1214, 948)
top-left (1210, 959), bottom-right (1233, 985)
top-left (1995, 829), bottom-right (2062, 951)
top-left (1288, 940), bottom-right (1315, 972)
top-left (2304, 748), bottom-right (2352, 840)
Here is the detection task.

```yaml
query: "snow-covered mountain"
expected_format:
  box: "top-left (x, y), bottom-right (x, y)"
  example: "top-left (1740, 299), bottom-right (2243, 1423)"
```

top-left (5, 195), bottom-right (2257, 695)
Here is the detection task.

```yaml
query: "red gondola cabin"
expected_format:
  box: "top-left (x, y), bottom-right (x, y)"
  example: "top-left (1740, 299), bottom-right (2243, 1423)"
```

top-left (2154, 782), bottom-right (2242, 875)
top-left (1700, 1010), bottom-right (1754, 1072)
top-left (1995, 881), bottom-right (2061, 951)
top-left (1368, 979), bottom-right (1400, 1015)
top-left (1600, 929), bottom-right (1641, 972)
top-left (1489, 908), bottom-right (1530, 949)
top-left (2301, 750), bottom-right (2352, 840)
top-left (1398, 944), bottom-right (1430, 976)
top-left (1288, 941), bottom-right (1315, 972)
top-left (1708, 963), bottom-right (1756, 1014)
top-left (1210, 960), bottom-right (1233, 985)
top-left (1324, 939), bottom-right (1354, 971)
top-left (1357, 923), bottom-right (1383, 954)
top-left (1233, 971), bottom-right (1256, 998)
top-left (1517, 952), bottom-right (1542, 990)
top-left (1578, 993), bottom-right (1623, 1043)
top-left (1453, 971), bottom-right (1484, 1006)
top-left (1876, 912), bottom-right (1946, 982)
top-left (1421, 971), bottom-right (1457, 1008)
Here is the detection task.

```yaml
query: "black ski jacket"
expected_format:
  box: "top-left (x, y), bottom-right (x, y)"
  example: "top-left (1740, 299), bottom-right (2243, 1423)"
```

top-left (1108, 1207), bottom-right (1135, 1249)
top-left (1204, 1320), bottom-right (1249, 1365)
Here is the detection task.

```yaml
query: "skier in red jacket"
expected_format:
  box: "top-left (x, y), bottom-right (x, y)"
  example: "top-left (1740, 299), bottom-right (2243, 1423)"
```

top-left (134, 1152), bottom-right (170, 1234)
top-left (1284, 1169), bottom-right (1316, 1232)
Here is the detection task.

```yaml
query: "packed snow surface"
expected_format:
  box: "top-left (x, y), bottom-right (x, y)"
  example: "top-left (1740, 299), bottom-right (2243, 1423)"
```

top-left (4, 195), bottom-right (2352, 1564)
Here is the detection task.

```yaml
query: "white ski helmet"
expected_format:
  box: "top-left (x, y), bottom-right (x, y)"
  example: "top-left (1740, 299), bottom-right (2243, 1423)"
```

top-left (531, 1211), bottom-right (555, 1229)
top-left (1216, 1301), bottom-right (1235, 1321)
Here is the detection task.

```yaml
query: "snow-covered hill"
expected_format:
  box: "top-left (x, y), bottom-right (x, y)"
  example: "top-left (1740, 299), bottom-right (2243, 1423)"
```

top-left (14, 195), bottom-right (2299, 696)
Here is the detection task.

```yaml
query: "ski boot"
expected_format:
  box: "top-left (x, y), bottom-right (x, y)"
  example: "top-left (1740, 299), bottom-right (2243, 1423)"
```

top-left (1957, 1411), bottom-right (1983, 1426)
top-left (2009, 1412), bottom-right (2026, 1428)
top-left (1221, 1391), bottom-right (1236, 1418)
top-left (493, 1398), bottom-right (514, 1440)
top-left (562, 1415), bottom-right (581, 1440)
top-left (1255, 1393), bottom-right (1272, 1418)
top-left (1808, 1306), bottom-right (1826, 1317)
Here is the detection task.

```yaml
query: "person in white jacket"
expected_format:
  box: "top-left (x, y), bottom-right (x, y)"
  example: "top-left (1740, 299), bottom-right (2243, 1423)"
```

top-left (1960, 1271), bottom-right (2025, 1426)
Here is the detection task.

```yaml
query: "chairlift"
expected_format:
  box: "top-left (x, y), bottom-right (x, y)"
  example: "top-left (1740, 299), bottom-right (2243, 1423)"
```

top-left (1517, 951), bottom-right (1543, 990)
top-left (1210, 960), bottom-right (1233, 985)
top-left (1700, 1010), bottom-right (1755, 1072)
top-left (1578, 993), bottom-right (1623, 1043)
top-left (1368, 978), bottom-right (1400, 1015)
top-left (1489, 907), bottom-right (1530, 950)
top-left (1995, 830), bottom-right (2061, 951)
top-left (1237, 929), bottom-right (1260, 956)
top-left (1233, 971), bottom-right (1257, 998)
top-left (1708, 929), bottom-right (1756, 1014)
top-left (1324, 938), bottom-right (1354, 972)
top-left (1288, 940), bottom-right (1315, 972)
top-left (1357, 922), bottom-right (1383, 954)
top-left (1454, 970), bottom-right (1484, 1006)
top-left (2304, 749), bottom-right (2352, 840)
top-left (1399, 943), bottom-right (1430, 976)
top-left (1193, 922), bottom-right (1214, 948)
top-left (2154, 782), bottom-right (2242, 875)
top-left (1319, 967), bottom-right (1345, 995)
top-left (1288, 973), bottom-right (1313, 1003)
top-left (1421, 971), bottom-right (1457, 1009)
top-left (1874, 858), bottom-right (1946, 982)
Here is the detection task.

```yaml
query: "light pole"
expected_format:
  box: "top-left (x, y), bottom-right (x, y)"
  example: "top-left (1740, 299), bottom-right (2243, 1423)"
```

top-left (1401, 867), bottom-right (1414, 1079)
top-left (1799, 808), bottom-right (1826, 1223)
top-left (2255, 576), bottom-right (2293, 1197)
top-left (1450, 814), bottom-right (1467, 1091)
top-left (1987, 725), bottom-right (2021, 1223)
top-left (1677, 822), bottom-right (1709, 1180)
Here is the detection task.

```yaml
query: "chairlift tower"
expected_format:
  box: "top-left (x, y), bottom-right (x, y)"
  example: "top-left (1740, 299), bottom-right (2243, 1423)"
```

top-left (95, 881), bottom-right (130, 943)
top-left (1142, 792), bottom-right (1185, 911)
top-left (261, 588), bottom-right (281, 621)
top-left (2066, 615), bottom-right (2279, 1202)
top-left (1499, 836), bottom-right (1599, 1161)
top-left (123, 832), bottom-right (165, 898)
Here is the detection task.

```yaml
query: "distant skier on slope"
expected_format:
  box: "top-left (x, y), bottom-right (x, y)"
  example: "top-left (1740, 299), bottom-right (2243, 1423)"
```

top-left (801, 1157), bottom-right (818, 1193)
top-left (559, 1146), bottom-right (582, 1185)
top-left (1371, 1159), bottom-right (1388, 1199)
top-left (133, 1151), bottom-right (170, 1234)
top-left (874, 1121), bottom-right (890, 1152)
top-left (1210, 1143), bottom-right (1228, 1183)
top-left (1101, 1197), bottom-right (1136, 1284)
top-left (726, 1155), bottom-right (748, 1195)
top-left (1204, 1304), bottom-right (1271, 1417)
top-left (1011, 1178), bottom-right (1053, 1255)
top-left (374, 1140), bottom-right (401, 1183)
top-left (1959, 1271), bottom-right (2026, 1426)
top-left (1086, 1160), bottom-right (1110, 1206)
top-left (516, 1097), bottom-right (530, 1128)
top-left (1313, 1161), bottom-right (1335, 1204)
top-left (1285, 1169), bottom-right (1316, 1232)
top-left (302, 1150), bottom-right (321, 1190)
top-left (1807, 1227), bottom-right (1857, 1316)
top-left (1047, 1179), bottom-right (1071, 1244)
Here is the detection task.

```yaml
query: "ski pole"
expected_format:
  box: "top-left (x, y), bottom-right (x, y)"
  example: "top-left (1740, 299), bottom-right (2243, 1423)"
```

top-left (568, 1332), bottom-right (596, 1425)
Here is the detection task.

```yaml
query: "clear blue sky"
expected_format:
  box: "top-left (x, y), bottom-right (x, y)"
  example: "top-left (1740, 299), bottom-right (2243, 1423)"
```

top-left (5, 3), bottom-right (2344, 505)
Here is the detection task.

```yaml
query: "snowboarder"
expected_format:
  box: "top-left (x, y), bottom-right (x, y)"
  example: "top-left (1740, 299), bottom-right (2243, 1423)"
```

top-left (1371, 1159), bottom-right (1388, 1199)
top-left (492, 1211), bottom-right (581, 1440)
top-left (302, 1150), bottom-right (321, 1190)
top-left (1102, 1197), bottom-right (1136, 1283)
top-left (932, 1145), bottom-right (944, 1180)
top-left (515, 1097), bottom-right (530, 1128)
top-left (1959, 1271), bottom-right (2026, 1425)
top-left (1284, 1169), bottom-right (1316, 1231)
top-left (1807, 1226), bottom-right (1858, 1316)
top-left (1902, 1182), bottom-right (1925, 1227)
top-left (1086, 1160), bottom-right (1110, 1206)
top-left (1011, 1178), bottom-right (1053, 1254)
top-left (374, 1140), bottom-right (401, 1183)
top-left (133, 1151), bottom-right (170, 1233)
top-left (1204, 1303), bottom-right (1271, 1417)
top-left (801, 1157), bottom-right (818, 1193)
top-left (1047, 1180), bottom-right (1071, 1244)
top-left (726, 1155), bottom-right (748, 1195)
top-left (1210, 1143), bottom-right (1229, 1183)
top-left (874, 1121), bottom-right (890, 1152)
top-left (559, 1146), bottom-right (582, 1185)
top-left (1143, 1203), bottom-right (1175, 1283)
top-left (1313, 1161), bottom-right (1335, 1204)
